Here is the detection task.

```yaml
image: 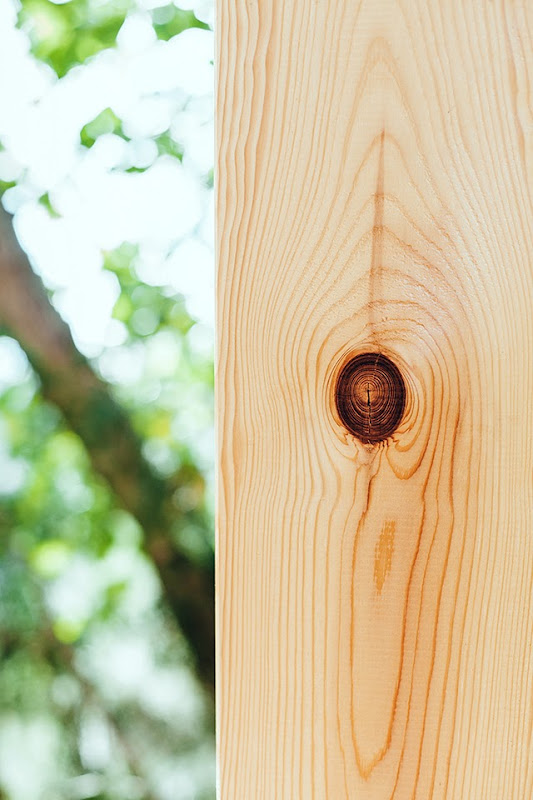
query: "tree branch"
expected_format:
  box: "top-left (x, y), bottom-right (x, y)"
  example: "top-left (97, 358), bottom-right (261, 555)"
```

top-left (0, 206), bottom-right (214, 695)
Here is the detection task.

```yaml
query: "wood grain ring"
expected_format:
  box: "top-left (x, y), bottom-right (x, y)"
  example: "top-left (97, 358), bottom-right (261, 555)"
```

top-left (335, 352), bottom-right (406, 443)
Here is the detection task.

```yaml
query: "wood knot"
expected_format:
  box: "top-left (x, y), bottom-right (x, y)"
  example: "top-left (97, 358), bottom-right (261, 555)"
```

top-left (335, 352), bottom-right (406, 443)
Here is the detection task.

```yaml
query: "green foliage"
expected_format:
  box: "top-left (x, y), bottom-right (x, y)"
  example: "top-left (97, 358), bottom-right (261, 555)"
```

top-left (38, 192), bottom-right (61, 217)
top-left (0, 180), bottom-right (16, 195)
top-left (0, 317), bottom-right (214, 792)
top-left (0, 233), bottom-right (214, 794)
top-left (80, 108), bottom-right (126, 148)
top-left (151, 5), bottom-right (209, 40)
top-left (154, 131), bottom-right (184, 161)
top-left (103, 244), bottom-right (214, 557)
top-left (18, 0), bottom-right (211, 78)
top-left (0, 2), bottom-right (215, 796)
top-left (107, 248), bottom-right (194, 339)
top-left (17, 0), bottom-right (132, 77)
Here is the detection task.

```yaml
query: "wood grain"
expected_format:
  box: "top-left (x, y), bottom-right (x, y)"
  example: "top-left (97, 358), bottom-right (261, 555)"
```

top-left (216, 1), bottom-right (533, 797)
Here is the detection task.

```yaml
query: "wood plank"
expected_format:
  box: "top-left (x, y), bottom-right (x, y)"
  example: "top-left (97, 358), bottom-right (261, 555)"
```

top-left (216, 1), bottom-right (533, 796)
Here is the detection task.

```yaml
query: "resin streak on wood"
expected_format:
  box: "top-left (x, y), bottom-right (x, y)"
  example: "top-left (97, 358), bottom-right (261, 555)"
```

top-left (217, 1), bottom-right (533, 797)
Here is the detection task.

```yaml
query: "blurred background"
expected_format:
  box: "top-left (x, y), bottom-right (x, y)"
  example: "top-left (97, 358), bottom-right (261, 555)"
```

top-left (0, 0), bottom-right (215, 797)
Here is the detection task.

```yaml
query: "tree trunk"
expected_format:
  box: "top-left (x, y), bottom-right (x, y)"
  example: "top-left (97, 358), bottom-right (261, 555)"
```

top-left (0, 206), bottom-right (214, 696)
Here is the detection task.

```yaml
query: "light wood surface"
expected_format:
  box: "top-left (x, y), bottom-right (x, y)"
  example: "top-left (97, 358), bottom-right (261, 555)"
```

top-left (216, 1), bottom-right (533, 797)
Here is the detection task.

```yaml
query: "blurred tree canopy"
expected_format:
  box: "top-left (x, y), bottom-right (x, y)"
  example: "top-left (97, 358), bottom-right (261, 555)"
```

top-left (0, 1), bottom-right (215, 798)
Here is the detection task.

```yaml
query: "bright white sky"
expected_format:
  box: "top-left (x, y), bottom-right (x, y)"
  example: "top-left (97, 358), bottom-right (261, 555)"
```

top-left (0, 0), bottom-right (214, 359)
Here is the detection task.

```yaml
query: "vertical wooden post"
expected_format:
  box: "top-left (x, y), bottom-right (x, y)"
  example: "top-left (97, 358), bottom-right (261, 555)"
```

top-left (216, 2), bottom-right (533, 797)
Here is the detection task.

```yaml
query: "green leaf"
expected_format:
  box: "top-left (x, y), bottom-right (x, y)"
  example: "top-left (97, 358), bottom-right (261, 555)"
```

top-left (151, 5), bottom-right (210, 41)
top-left (80, 107), bottom-right (126, 148)
top-left (17, 0), bottom-right (132, 77)
top-left (38, 192), bottom-right (61, 218)
top-left (30, 539), bottom-right (72, 578)
top-left (155, 131), bottom-right (184, 162)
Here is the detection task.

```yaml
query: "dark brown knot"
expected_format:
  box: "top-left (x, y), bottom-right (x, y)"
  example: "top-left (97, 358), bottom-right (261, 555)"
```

top-left (335, 352), bottom-right (406, 443)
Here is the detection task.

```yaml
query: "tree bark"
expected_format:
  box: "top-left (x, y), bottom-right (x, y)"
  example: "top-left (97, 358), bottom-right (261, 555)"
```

top-left (0, 206), bottom-right (214, 696)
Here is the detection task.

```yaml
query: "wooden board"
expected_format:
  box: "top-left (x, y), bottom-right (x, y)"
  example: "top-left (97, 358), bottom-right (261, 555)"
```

top-left (216, 2), bottom-right (533, 797)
